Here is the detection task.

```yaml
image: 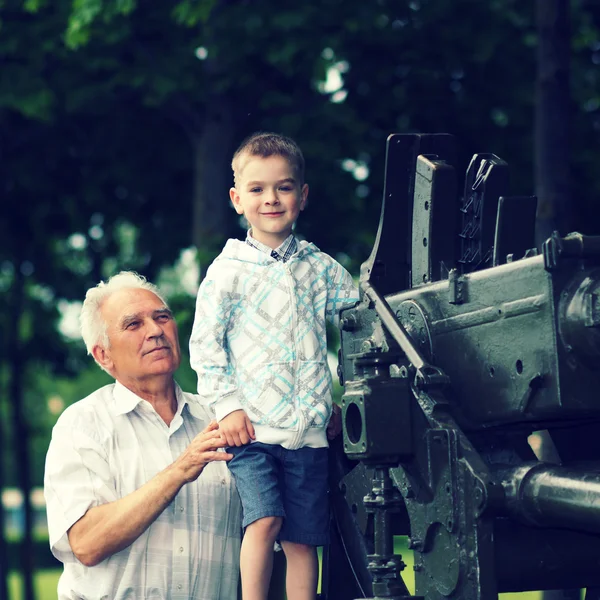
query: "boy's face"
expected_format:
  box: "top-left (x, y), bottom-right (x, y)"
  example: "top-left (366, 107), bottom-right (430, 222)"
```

top-left (230, 154), bottom-right (308, 249)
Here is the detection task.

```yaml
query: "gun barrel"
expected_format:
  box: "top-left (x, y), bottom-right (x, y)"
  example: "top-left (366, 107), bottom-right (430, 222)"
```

top-left (499, 463), bottom-right (600, 533)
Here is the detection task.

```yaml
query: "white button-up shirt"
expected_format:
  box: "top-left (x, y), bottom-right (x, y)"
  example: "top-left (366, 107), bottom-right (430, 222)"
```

top-left (44, 381), bottom-right (241, 600)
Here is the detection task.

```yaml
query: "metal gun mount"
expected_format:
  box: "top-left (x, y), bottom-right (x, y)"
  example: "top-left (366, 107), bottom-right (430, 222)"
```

top-left (321, 134), bottom-right (600, 600)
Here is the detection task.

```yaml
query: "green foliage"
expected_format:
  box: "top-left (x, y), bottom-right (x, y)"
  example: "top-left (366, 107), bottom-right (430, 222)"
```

top-left (22, 0), bottom-right (48, 12)
top-left (66, 0), bottom-right (138, 48)
top-left (66, 0), bottom-right (103, 48)
top-left (172, 0), bottom-right (216, 27)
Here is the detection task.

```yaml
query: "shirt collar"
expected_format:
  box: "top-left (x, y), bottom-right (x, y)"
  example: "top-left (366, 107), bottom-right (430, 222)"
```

top-left (245, 231), bottom-right (297, 262)
top-left (111, 379), bottom-right (188, 417)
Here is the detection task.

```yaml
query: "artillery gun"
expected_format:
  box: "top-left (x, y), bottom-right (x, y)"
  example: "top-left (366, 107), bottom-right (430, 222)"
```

top-left (322, 134), bottom-right (600, 600)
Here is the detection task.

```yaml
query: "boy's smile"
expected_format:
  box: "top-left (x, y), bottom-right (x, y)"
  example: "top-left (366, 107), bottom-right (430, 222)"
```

top-left (230, 154), bottom-right (309, 249)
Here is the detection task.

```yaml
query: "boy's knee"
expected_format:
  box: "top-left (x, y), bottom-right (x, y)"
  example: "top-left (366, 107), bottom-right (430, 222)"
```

top-left (281, 541), bottom-right (315, 556)
top-left (246, 516), bottom-right (283, 540)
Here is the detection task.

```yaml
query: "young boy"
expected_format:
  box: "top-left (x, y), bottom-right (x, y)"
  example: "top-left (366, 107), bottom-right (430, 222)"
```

top-left (189, 132), bottom-right (359, 600)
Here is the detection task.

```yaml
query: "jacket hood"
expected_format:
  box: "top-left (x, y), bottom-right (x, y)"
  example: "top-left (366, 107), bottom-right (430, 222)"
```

top-left (216, 238), bottom-right (320, 265)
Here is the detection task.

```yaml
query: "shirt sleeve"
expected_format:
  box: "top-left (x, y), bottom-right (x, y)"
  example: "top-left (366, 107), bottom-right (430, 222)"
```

top-left (325, 260), bottom-right (360, 326)
top-left (43, 414), bottom-right (118, 563)
top-left (189, 276), bottom-right (243, 421)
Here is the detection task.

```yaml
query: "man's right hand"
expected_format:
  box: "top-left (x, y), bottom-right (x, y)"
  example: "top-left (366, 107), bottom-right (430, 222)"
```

top-left (218, 410), bottom-right (256, 447)
top-left (68, 420), bottom-right (232, 566)
top-left (175, 421), bottom-right (233, 483)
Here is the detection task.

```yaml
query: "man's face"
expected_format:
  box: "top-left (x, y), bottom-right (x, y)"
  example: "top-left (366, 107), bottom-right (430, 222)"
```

top-left (230, 154), bottom-right (308, 249)
top-left (94, 288), bottom-right (181, 383)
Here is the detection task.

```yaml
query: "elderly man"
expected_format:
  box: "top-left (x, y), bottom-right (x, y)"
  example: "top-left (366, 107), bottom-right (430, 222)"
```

top-left (44, 271), bottom-right (241, 600)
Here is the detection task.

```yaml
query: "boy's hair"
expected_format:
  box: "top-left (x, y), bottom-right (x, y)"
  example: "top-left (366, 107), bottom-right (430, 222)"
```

top-left (80, 271), bottom-right (168, 370)
top-left (231, 132), bottom-right (305, 186)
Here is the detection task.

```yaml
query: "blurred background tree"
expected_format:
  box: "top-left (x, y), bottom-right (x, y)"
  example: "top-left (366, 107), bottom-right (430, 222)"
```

top-left (2, 0), bottom-right (600, 598)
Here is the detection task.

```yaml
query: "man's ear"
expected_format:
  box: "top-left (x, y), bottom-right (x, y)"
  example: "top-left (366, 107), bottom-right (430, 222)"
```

top-left (92, 345), bottom-right (113, 372)
top-left (230, 187), bottom-right (244, 215)
top-left (299, 183), bottom-right (309, 211)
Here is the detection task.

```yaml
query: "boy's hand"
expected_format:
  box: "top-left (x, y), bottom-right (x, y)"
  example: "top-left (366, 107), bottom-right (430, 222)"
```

top-left (219, 410), bottom-right (256, 447)
top-left (327, 404), bottom-right (343, 440)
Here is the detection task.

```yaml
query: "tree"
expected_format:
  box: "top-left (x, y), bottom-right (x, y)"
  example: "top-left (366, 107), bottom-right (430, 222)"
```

top-left (0, 6), bottom-right (200, 597)
top-left (535, 0), bottom-right (572, 246)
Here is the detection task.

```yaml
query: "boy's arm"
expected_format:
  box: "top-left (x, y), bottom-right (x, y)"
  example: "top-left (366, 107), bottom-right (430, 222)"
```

top-left (325, 260), bottom-right (360, 326)
top-left (189, 277), bottom-right (244, 421)
top-left (326, 404), bottom-right (342, 439)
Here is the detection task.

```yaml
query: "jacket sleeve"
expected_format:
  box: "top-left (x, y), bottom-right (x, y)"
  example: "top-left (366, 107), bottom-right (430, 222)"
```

top-left (325, 259), bottom-right (360, 326)
top-left (189, 276), bottom-right (244, 421)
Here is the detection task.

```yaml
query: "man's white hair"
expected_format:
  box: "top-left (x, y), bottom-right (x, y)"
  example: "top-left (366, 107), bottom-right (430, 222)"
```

top-left (80, 271), bottom-right (168, 361)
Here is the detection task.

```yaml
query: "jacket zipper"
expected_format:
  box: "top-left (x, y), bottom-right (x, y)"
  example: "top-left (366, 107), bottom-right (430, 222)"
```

top-left (285, 262), bottom-right (305, 449)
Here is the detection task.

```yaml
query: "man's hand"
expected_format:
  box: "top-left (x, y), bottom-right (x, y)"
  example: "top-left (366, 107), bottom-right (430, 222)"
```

top-left (327, 404), bottom-right (342, 440)
top-left (68, 420), bottom-right (232, 566)
top-left (219, 410), bottom-right (256, 447)
top-left (174, 421), bottom-right (233, 483)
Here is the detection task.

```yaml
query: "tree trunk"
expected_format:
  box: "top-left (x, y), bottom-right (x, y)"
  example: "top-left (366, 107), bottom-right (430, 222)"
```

top-left (536, 5), bottom-right (577, 600)
top-left (535, 0), bottom-right (572, 247)
top-left (191, 97), bottom-right (236, 271)
top-left (0, 407), bottom-right (9, 600)
top-left (8, 262), bottom-right (35, 600)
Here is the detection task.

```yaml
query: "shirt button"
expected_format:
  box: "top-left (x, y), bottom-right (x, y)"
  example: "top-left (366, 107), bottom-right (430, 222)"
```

top-left (179, 546), bottom-right (184, 553)
top-left (221, 478), bottom-right (226, 485)
top-left (177, 584), bottom-right (182, 590)
top-left (179, 506), bottom-right (184, 512)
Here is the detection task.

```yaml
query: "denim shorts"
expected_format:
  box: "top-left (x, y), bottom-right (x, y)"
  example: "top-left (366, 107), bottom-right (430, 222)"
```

top-left (227, 442), bottom-right (330, 546)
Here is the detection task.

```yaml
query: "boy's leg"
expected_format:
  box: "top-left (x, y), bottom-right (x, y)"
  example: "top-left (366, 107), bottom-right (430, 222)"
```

top-left (241, 516), bottom-right (283, 600)
top-left (280, 541), bottom-right (318, 600)
top-left (227, 443), bottom-right (286, 600)
top-left (278, 446), bottom-right (330, 600)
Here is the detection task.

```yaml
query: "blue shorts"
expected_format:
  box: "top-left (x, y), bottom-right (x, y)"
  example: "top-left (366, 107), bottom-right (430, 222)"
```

top-left (227, 442), bottom-right (330, 546)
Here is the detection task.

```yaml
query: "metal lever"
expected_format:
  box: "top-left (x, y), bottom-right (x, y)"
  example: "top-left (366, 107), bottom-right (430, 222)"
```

top-left (362, 281), bottom-right (449, 389)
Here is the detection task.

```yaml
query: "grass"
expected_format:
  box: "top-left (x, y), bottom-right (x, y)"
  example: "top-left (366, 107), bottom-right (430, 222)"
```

top-left (8, 570), bottom-right (60, 600)
top-left (8, 569), bottom-right (544, 600)
top-left (6, 541), bottom-right (545, 600)
top-left (8, 567), bottom-right (545, 600)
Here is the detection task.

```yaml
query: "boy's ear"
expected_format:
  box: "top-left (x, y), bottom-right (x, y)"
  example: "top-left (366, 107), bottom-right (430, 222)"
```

top-left (300, 183), bottom-right (309, 211)
top-left (92, 345), bottom-right (113, 372)
top-left (230, 187), bottom-right (244, 215)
